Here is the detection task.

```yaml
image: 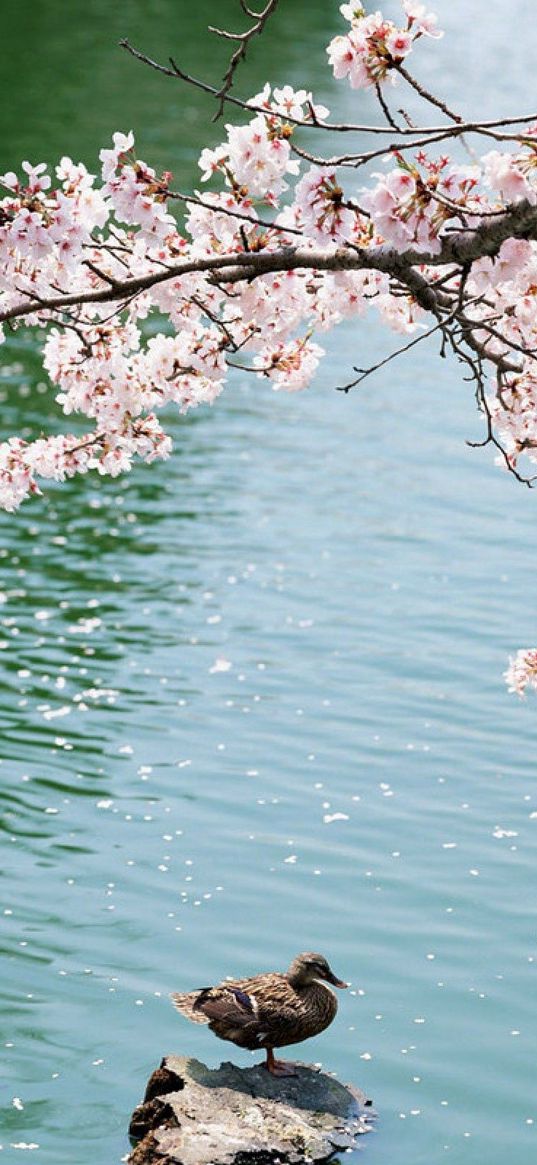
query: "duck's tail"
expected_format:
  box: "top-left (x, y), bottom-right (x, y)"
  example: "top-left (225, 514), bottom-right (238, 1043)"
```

top-left (170, 989), bottom-right (211, 1024)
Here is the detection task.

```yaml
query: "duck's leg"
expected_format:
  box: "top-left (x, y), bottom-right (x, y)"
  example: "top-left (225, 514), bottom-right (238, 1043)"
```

top-left (265, 1048), bottom-right (298, 1077)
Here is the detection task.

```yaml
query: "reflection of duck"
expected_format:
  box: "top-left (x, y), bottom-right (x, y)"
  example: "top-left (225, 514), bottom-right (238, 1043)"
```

top-left (171, 951), bottom-right (347, 1076)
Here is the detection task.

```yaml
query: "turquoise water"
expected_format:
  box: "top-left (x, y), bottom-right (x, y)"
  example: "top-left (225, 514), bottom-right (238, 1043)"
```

top-left (1, 3), bottom-right (537, 1164)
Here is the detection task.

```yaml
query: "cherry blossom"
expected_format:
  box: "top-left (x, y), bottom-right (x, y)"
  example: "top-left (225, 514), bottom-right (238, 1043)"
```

top-left (292, 166), bottom-right (359, 245)
top-left (249, 83), bottom-right (330, 124)
top-left (99, 131), bottom-right (135, 181)
top-left (483, 149), bottom-right (537, 206)
top-left (402, 1), bottom-right (442, 38)
top-left (327, 1), bottom-right (443, 90)
top-left (364, 153), bottom-right (482, 254)
top-left (253, 337), bottom-right (325, 391)
top-left (198, 107), bottom-right (300, 200)
top-left (504, 650), bottom-right (537, 697)
top-left (0, 0), bottom-right (524, 522)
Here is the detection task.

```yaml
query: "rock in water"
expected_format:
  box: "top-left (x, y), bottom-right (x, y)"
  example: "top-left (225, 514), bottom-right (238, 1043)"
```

top-left (129, 1054), bottom-right (374, 1165)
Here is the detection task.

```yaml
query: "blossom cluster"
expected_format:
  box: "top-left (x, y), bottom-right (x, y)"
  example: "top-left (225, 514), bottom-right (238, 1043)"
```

top-left (327, 1), bottom-right (442, 90)
top-left (504, 650), bottom-right (537, 697)
top-left (0, 0), bottom-right (537, 547)
top-left (197, 84), bottom-right (329, 201)
top-left (0, 418), bottom-right (171, 513)
top-left (364, 152), bottom-right (483, 253)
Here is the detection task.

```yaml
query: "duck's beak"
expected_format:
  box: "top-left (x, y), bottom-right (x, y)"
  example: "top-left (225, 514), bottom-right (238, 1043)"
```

top-left (326, 968), bottom-right (348, 988)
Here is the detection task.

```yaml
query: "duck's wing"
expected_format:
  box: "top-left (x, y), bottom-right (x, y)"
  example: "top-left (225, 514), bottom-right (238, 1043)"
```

top-left (170, 987), bottom-right (214, 1024)
top-left (171, 979), bottom-right (266, 1028)
top-left (233, 972), bottom-right (299, 1018)
top-left (184, 982), bottom-right (266, 1047)
top-left (170, 972), bottom-right (296, 1032)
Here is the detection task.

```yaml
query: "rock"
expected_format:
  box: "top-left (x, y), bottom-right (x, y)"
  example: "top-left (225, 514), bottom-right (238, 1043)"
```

top-left (129, 1055), bottom-right (374, 1165)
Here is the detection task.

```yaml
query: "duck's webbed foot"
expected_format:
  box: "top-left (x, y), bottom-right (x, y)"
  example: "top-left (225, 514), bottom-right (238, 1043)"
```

top-left (265, 1048), bottom-right (299, 1077)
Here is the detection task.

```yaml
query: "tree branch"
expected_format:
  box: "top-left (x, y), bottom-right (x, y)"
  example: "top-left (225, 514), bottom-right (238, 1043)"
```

top-left (394, 62), bottom-right (463, 124)
top-left (208, 0), bottom-right (280, 121)
top-left (336, 312), bottom-right (458, 392)
top-left (4, 200), bottom-right (537, 326)
top-left (374, 82), bottom-right (402, 132)
top-left (166, 187), bottom-right (303, 236)
top-left (119, 40), bottom-right (537, 141)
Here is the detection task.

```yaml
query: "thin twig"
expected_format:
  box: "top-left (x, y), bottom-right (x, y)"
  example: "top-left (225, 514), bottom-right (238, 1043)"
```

top-left (83, 260), bottom-right (122, 287)
top-left (167, 187), bottom-right (303, 236)
top-left (374, 82), bottom-right (402, 132)
top-left (119, 41), bottom-right (537, 139)
top-left (395, 62), bottom-right (463, 124)
top-left (189, 295), bottom-right (243, 349)
top-left (208, 0), bottom-right (280, 121)
top-left (336, 311), bottom-right (459, 392)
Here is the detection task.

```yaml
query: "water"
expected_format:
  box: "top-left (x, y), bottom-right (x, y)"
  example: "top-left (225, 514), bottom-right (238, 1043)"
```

top-left (1, 2), bottom-right (537, 1163)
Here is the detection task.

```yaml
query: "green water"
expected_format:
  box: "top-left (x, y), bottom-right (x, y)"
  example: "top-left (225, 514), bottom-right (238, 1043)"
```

top-left (1, 3), bottom-right (537, 1164)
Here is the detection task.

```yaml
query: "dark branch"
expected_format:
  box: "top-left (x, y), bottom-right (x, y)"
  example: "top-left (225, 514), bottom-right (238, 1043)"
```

top-left (119, 40), bottom-right (537, 141)
top-left (201, 0), bottom-right (279, 120)
top-left (394, 62), bottom-right (463, 124)
top-left (374, 82), bottom-right (402, 132)
top-left (336, 313), bottom-right (457, 393)
top-left (4, 200), bottom-right (537, 326)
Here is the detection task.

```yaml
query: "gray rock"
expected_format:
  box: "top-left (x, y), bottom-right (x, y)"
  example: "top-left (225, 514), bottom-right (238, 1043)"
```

top-left (129, 1055), bottom-right (374, 1165)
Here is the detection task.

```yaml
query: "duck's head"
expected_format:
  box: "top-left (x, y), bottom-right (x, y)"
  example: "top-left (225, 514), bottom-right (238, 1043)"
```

top-left (287, 951), bottom-right (348, 989)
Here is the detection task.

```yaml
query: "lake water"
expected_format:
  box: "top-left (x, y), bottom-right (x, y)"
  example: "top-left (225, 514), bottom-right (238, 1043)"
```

top-left (2, 2), bottom-right (537, 1164)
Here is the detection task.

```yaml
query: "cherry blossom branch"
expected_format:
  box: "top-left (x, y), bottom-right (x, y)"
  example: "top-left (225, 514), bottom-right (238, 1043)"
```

top-left (288, 130), bottom-right (464, 170)
top-left (3, 197), bottom-right (537, 328)
top-left (166, 186), bottom-right (303, 236)
top-left (4, 1), bottom-right (537, 693)
top-left (119, 39), bottom-right (537, 142)
top-left (0, 12), bottom-right (535, 506)
top-left (460, 355), bottom-right (536, 486)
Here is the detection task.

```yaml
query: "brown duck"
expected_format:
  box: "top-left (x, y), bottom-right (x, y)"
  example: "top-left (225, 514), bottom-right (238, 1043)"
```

top-left (171, 951), bottom-right (347, 1076)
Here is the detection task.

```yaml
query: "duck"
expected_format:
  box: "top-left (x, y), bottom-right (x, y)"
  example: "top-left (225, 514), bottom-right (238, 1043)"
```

top-left (170, 951), bottom-right (347, 1076)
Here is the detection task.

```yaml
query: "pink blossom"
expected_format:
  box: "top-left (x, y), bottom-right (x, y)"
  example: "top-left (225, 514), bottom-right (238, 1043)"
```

top-left (99, 131), bottom-right (135, 181)
top-left (253, 337), bottom-right (324, 390)
top-left (103, 159), bottom-right (175, 240)
top-left (185, 191), bottom-right (257, 255)
top-left (21, 161), bottom-right (51, 193)
top-left (364, 156), bottom-right (483, 254)
top-left (471, 238), bottom-right (532, 292)
top-left (328, 3), bottom-right (443, 90)
top-left (0, 170), bottom-right (19, 191)
top-left (482, 150), bottom-right (537, 205)
top-left (249, 83), bottom-right (329, 123)
top-left (505, 649), bottom-right (537, 696)
top-left (226, 116), bottom-right (299, 198)
top-left (339, 3), bottom-right (365, 20)
top-left (198, 146), bottom-right (228, 182)
top-left (376, 292), bottom-right (424, 334)
top-left (327, 34), bottom-right (361, 84)
top-left (386, 30), bottom-right (413, 58)
top-left (272, 85), bottom-right (329, 122)
top-left (9, 208), bottom-right (53, 261)
top-left (293, 166), bottom-right (357, 244)
top-left (402, 1), bottom-right (443, 37)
